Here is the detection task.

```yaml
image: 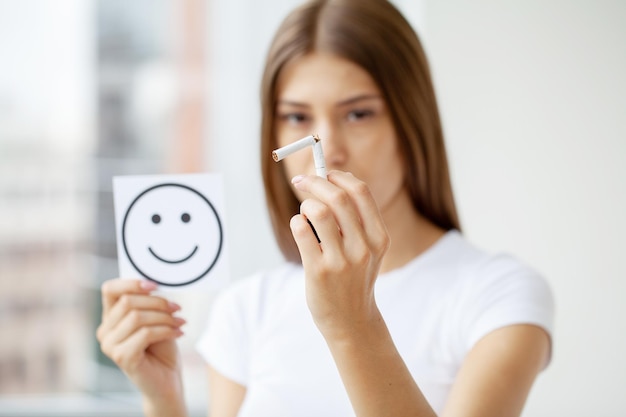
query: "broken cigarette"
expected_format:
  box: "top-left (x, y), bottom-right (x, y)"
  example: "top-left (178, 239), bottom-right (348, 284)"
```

top-left (272, 134), bottom-right (327, 179)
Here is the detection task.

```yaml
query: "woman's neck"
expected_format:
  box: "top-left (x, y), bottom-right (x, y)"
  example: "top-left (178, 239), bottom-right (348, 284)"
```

top-left (378, 189), bottom-right (445, 274)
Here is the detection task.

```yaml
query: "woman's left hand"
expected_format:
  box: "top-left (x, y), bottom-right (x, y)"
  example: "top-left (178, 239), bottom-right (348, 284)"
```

top-left (289, 170), bottom-right (390, 342)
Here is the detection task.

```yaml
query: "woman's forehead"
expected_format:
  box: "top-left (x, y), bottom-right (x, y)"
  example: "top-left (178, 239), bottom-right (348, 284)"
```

top-left (276, 52), bottom-right (380, 103)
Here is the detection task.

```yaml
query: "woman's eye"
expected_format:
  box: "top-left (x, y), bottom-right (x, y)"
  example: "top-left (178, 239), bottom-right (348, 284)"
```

top-left (346, 109), bottom-right (374, 122)
top-left (279, 113), bottom-right (309, 125)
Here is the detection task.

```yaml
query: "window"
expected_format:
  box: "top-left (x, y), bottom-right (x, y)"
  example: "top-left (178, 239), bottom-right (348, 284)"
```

top-left (0, 0), bottom-right (209, 415)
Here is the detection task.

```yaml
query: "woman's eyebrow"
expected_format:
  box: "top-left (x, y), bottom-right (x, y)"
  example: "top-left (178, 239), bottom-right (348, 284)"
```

top-left (336, 94), bottom-right (382, 107)
top-left (277, 100), bottom-right (309, 108)
top-left (277, 94), bottom-right (382, 108)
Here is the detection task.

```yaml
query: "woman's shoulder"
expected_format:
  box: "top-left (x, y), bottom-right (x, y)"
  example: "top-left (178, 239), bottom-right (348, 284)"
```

top-left (437, 230), bottom-right (545, 282)
top-left (440, 232), bottom-right (554, 317)
top-left (444, 234), bottom-right (555, 354)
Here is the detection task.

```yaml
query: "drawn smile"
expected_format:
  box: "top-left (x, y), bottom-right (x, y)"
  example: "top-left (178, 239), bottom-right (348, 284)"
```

top-left (148, 246), bottom-right (198, 264)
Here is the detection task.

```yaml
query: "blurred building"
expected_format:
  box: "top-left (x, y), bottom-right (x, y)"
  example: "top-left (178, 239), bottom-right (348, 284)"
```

top-left (0, 0), bottom-right (207, 404)
top-left (0, 0), bottom-right (96, 394)
top-left (0, 142), bottom-right (93, 393)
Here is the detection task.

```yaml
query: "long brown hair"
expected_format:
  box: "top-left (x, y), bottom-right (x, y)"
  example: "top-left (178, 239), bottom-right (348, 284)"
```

top-left (260, 0), bottom-right (461, 263)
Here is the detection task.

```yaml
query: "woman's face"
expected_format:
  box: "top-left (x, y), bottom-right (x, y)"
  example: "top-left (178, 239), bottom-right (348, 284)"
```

top-left (275, 52), bottom-right (405, 212)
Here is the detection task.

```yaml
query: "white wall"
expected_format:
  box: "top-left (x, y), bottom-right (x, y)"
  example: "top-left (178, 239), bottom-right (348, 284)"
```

top-left (207, 1), bottom-right (626, 415)
top-left (423, 1), bottom-right (626, 416)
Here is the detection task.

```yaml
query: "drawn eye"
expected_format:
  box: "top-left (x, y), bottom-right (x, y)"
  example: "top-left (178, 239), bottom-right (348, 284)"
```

top-left (152, 214), bottom-right (161, 224)
top-left (181, 213), bottom-right (191, 223)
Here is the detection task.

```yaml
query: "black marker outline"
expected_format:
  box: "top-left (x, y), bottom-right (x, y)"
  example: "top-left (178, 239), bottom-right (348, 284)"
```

top-left (148, 245), bottom-right (198, 264)
top-left (122, 183), bottom-right (223, 286)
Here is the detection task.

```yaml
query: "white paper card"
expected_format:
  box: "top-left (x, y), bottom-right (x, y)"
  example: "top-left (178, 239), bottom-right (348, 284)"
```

top-left (113, 173), bottom-right (229, 290)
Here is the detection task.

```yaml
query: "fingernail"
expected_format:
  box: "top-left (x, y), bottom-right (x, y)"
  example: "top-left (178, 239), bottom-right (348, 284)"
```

top-left (169, 301), bottom-right (181, 311)
top-left (175, 329), bottom-right (184, 337)
top-left (174, 317), bottom-right (187, 325)
top-left (140, 281), bottom-right (158, 290)
top-left (291, 175), bottom-right (305, 185)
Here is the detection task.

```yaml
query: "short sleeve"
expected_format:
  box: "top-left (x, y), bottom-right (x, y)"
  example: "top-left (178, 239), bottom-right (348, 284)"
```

top-left (195, 279), bottom-right (255, 386)
top-left (459, 254), bottom-right (555, 361)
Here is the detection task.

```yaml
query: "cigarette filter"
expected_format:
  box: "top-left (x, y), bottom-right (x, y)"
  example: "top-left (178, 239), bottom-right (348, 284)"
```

top-left (312, 140), bottom-right (327, 179)
top-left (272, 135), bottom-right (317, 162)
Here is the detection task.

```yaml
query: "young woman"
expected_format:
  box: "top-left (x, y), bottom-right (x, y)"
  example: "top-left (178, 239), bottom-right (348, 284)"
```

top-left (97, 1), bottom-right (554, 416)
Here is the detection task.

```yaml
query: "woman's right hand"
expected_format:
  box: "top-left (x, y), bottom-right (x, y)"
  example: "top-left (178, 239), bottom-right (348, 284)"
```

top-left (96, 278), bottom-right (187, 414)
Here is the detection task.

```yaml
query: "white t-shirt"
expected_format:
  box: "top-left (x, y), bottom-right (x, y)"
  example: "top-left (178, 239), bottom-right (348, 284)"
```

top-left (196, 231), bottom-right (554, 416)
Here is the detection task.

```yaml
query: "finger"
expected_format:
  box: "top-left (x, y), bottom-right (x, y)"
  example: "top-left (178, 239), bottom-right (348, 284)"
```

top-left (291, 174), bottom-right (365, 241)
top-left (326, 171), bottom-right (389, 253)
top-left (299, 198), bottom-right (343, 254)
top-left (98, 294), bottom-right (180, 339)
top-left (104, 310), bottom-right (185, 349)
top-left (290, 214), bottom-right (322, 266)
top-left (108, 325), bottom-right (183, 370)
top-left (101, 278), bottom-right (158, 315)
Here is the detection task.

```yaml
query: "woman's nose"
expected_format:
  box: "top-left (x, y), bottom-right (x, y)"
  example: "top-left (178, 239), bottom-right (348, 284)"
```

top-left (317, 127), bottom-right (347, 169)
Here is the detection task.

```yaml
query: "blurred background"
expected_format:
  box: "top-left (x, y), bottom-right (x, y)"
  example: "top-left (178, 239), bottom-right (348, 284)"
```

top-left (0, 0), bottom-right (624, 416)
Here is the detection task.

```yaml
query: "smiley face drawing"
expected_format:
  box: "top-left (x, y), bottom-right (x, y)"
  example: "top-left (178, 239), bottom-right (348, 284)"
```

top-left (121, 183), bottom-right (223, 286)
